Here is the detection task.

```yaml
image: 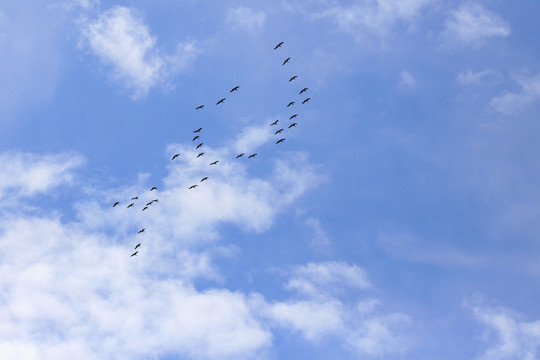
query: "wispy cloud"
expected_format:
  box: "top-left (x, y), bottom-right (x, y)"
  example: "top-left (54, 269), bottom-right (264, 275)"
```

top-left (226, 7), bottom-right (266, 32)
top-left (399, 70), bottom-right (416, 88)
top-left (491, 72), bottom-right (540, 114)
top-left (441, 3), bottom-right (510, 46)
top-left (457, 68), bottom-right (496, 85)
top-left (81, 6), bottom-right (198, 98)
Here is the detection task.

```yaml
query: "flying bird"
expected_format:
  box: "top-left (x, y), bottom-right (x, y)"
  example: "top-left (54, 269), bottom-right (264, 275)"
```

top-left (302, 98), bottom-right (310, 104)
top-left (138, 228), bottom-right (145, 234)
top-left (276, 138), bottom-right (285, 144)
top-left (289, 76), bottom-right (297, 82)
top-left (150, 187), bottom-right (157, 191)
top-left (197, 152), bottom-right (204, 158)
top-left (142, 206), bottom-right (148, 211)
top-left (131, 197), bottom-right (138, 200)
top-left (289, 123), bottom-right (298, 128)
top-left (299, 87), bottom-right (308, 94)
top-left (200, 177), bottom-right (208, 182)
top-left (193, 128), bottom-right (202, 133)
top-left (248, 153), bottom-right (257, 158)
top-left (216, 98), bottom-right (226, 105)
top-left (113, 202), bottom-right (120, 207)
top-left (271, 120), bottom-right (279, 126)
top-left (192, 135), bottom-right (200, 141)
top-left (134, 243), bottom-right (141, 250)
top-left (236, 153), bottom-right (244, 158)
top-left (189, 185), bottom-right (198, 189)
top-left (171, 154), bottom-right (180, 160)
top-left (145, 202), bottom-right (153, 206)
top-left (196, 143), bottom-right (203, 149)
top-left (196, 105), bottom-right (204, 110)
top-left (230, 86), bottom-right (239, 92)
top-left (152, 199), bottom-right (158, 203)
top-left (282, 57), bottom-right (290, 66)
top-left (210, 160), bottom-right (219, 165)
top-left (275, 129), bottom-right (283, 134)
top-left (127, 203), bottom-right (134, 208)
top-left (131, 251), bottom-right (138, 257)
top-left (289, 114), bottom-right (298, 119)
top-left (287, 101), bottom-right (295, 107)
top-left (274, 41), bottom-right (283, 50)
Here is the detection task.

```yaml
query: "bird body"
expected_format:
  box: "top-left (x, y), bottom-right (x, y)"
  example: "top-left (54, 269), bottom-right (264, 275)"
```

top-left (197, 152), bottom-right (204, 158)
top-left (113, 202), bottom-right (120, 207)
top-left (299, 87), bottom-right (308, 94)
top-left (289, 76), bottom-right (297, 82)
top-left (302, 98), bottom-right (310, 104)
top-left (172, 154), bottom-right (180, 160)
top-left (230, 86), bottom-right (239, 92)
top-left (274, 41), bottom-right (283, 50)
top-left (196, 105), bottom-right (204, 110)
top-left (276, 138), bottom-right (285, 144)
top-left (287, 101), bottom-right (295, 107)
top-left (282, 57), bottom-right (290, 66)
top-left (216, 98), bottom-right (226, 105)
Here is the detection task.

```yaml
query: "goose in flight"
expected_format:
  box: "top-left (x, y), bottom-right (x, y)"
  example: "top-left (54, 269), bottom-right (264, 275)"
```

top-left (216, 98), bottom-right (226, 105)
top-left (197, 152), bottom-right (204, 158)
top-left (282, 57), bottom-right (290, 66)
top-left (274, 128), bottom-right (283, 134)
top-left (287, 101), bottom-right (295, 107)
top-left (236, 153), bottom-right (244, 158)
top-left (196, 143), bottom-right (203, 149)
top-left (201, 177), bottom-right (208, 182)
top-left (171, 154), bottom-right (180, 160)
top-left (150, 187), bottom-right (157, 191)
top-left (276, 138), bottom-right (285, 144)
top-left (210, 160), bottom-right (219, 165)
top-left (248, 153), bottom-right (257, 158)
top-left (230, 86), bottom-right (239, 92)
top-left (289, 114), bottom-right (298, 120)
top-left (289, 76), bottom-right (297, 82)
top-left (131, 251), bottom-right (138, 257)
top-left (271, 120), bottom-right (279, 126)
top-left (274, 41), bottom-right (283, 50)
top-left (152, 199), bottom-right (158, 203)
top-left (113, 201), bottom-right (120, 207)
top-left (302, 98), bottom-right (310, 104)
top-left (142, 206), bottom-right (148, 211)
top-left (189, 185), bottom-right (198, 189)
top-left (193, 128), bottom-right (202, 133)
top-left (145, 201), bottom-right (153, 206)
top-left (299, 87), bottom-right (308, 94)
top-left (196, 105), bottom-right (204, 110)
top-left (192, 135), bottom-right (200, 141)
top-left (131, 197), bottom-right (138, 200)
top-left (127, 203), bottom-right (134, 208)
top-left (134, 243), bottom-right (141, 250)
top-left (289, 123), bottom-right (298, 128)
top-left (138, 228), bottom-right (145, 234)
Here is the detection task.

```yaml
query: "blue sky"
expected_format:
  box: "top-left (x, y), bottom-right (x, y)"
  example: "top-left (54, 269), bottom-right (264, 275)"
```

top-left (1, 0), bottom-right (540, 359)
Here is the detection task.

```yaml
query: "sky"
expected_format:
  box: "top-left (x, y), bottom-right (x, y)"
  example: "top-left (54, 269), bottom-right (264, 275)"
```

top-left (1, 0), bottom-right (540, 359)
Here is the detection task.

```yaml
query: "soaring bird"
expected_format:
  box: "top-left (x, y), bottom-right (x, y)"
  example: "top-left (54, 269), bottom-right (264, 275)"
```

top-left (142, 206), bottom-right (148, 211)
top-left (192, 135), bottom-right (200, 141)
top-left (150, 187), bottom-right (157, 191)
top-left (189, 185), bottom-right (198, 189)
top-left (152, 199), bottom-right (158, 203)
top-left (131, 251), bottom-right (138, 257)
top-left (135, 243), bottom-right (141, 249)
top-left (274, 41), bottom-right (283, 50)
top-left (193, 128), bottom-right (202, 133)
top-left (197, 152), bottom-right (204, 158)
top-left (200, 177), bottom-right (208, 182)
top-left (145, 201), bottom-right (153, 206)
top-left (196, 105), bottom-right (204, 110)
top-left (289, 76), bottom-right (297, 82)
top-left (276, 138), bottom-right (285, 144)
top-left (196, 143), bottom-right (203, 149)
top-left (248, 153), bottom-right (257, 158)
top-left (302, 98), bottom-right (310, 104)
top-left (113, 202), bottom-right (120, 207)
top-left (275, 129), bottom-right (283, 134)
top-left (271, 120), bottom-right (279, 126)
top-left (289, 114), bottom-right (298, 119)
top-left (138, 228), bottom-right (145, 234)
top-left (236, 153), bottom-right (244, 158)
top-left (282, 57), bottom-right (290, 66)
top-left (299, 87), bottom-right (308, 94)
top-left (210, 160), bottom-right (219, 165)
top-left (287, 101), bottom-right (295, 107)
top-left (230, 86), bottom-right (239, 92)
top-left (127, 203), bottom-right (134, 208)
top-left (216, 98), bottom-right (226, 105)
top-left (289, 123), bottom-right (298, 128)
top-left (131, 197), bottom-right (138, 200)
top-left (172, 154), bottom-right (180, 160)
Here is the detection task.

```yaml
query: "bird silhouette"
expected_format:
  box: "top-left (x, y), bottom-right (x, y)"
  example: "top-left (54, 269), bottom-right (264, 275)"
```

top-left (197, 152), bottom-right (204, 158)
top-left (192, 135), bottom-right (200, 141)
top-left (236, 153), bottom-right (244, 158)
top-left (282, 57), bottom-right (290, 66)
top-left (271, 120), bottom-right (279, 126)
top-left (172, 154), bottom-right (180, 160)
top-left (274, 41), bottom-right (283, 50)
top-left (131, 251), bottom-right (138, 257)
top-left (210, 160), bottom-right (219, 165)
top-left (230, 86), bottom-right (239, 92)
top-left (131, 197), bottom-right (138, 200)
top-left (216, 98), bottom-right (226, 105)
top-left (142, 206), bottom-right (148, 211)
top-left (289, 123), bottom-right (298, 128)
top-left (113, 202), bottom-right (120, 207)
top-left (150, 187), bottom-right (157, 191)
top-left (134, 243), bottom-right (141, 250)
top-left (248, 153), bottom-right (257, 158)
top-left (275, 129), bottom-right (284, 134)
top-left (196, 105), bottom-right (204, 110)
top-left (289, 76), bottom-right (297, 82)
top-left (302, 98), bottom-right (310, 104)
top-left (201, 177), bottom-right (208, 182)
top-left (145, 201), bottom-right (153, 206)
top-left (189, 185), bottom-right (198, 189)
top-left (196, 143), bottom-right (203, 149)
top-left (138, 228), bottom-right (145, 234)
top-left (299, 87), bottom-right (308, 94)
top-left (127, 203), bottom-right (134, 208)
top-left (152, 199), bottom-right (158, 203)
top-left (276, 138), bottom-right (285, 144)
top-left (289, 114), bottom-right (298, 119)
top-left (287, 101), bottom-right (295, 107)
top-left (194, 128), bottom-right (202, 133)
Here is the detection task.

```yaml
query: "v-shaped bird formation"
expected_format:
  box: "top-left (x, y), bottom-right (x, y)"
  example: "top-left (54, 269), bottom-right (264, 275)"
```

top-left (112, 41), bottom-right (312, 257)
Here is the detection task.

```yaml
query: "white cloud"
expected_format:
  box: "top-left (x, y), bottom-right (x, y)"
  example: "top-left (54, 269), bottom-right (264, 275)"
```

top-left (491, 73), bottom-right (540, 114)
top-left (399, 70), bottom-right (416, 87)
top-left (226, 7), bottom-right (266, 32)
top-left (472, 304), bottom-right (540, 359)
top-left (305, 218), bottom-right (332, 253)
top-left (457, 68), bottom-right (495, 85)
top-left (442, 4), bottom-right (510, 46)
top-left (81, 6), bottom-right (198, 98)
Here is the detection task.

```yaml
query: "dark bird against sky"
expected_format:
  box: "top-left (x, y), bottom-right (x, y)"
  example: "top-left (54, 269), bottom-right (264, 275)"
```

top-left (248, 153), bottom-right (257, 158)
top-left (131, 197), bottom-right (138, 200)
top-left (289, 76), bottom-right (297, 82)
top-left (201, 177), bottom-right (208, 182)
top-left (138, 228), bottom-right (145, 234)
top-left (289, 114), bottom-right (298, 119)
top-left (287, 102), bottom-right (295, 107)
top-left (275, 129), bottom-right (283, 134)
top-left (113, 202), bottom-right (120, 207)
top-left (127, 203), bottom-right (134, 208)
top-left (289, 123), bottom-right (298, 128)
top-left (171, 154), bottom-right (180, 160)
top-left (271, 120), bottom-right (278, 126)
top-left (131, 251), bottom-right (138, 257)
top-left (196, 143), bottom-right (203, 149)
top-left (197, 152), bottom-right (204, 158)
top-left (210, 160), bottom-right (219, 165)
top-left (189, 185), bottom-right (198, 189)
top-left (216, 98), bottom-right (226, 105)
top-left (276, 138), bottom-right (285, 144)
top-left (196, 105), bottom-right (204, 110)
top-left (274, 41), bottom-right (283, 50)
top-left (230, 86), bottom-right (239, 92)
top-left (150, 187), bottom-right (157, 191)
top-left (134, 243), bottom-right (141, 250)
top-left (194, 128), bottom-right (202, 133)
top-left (282, 57), bottom-right (290, 66)
top-left (299, 87), bottom-right (308, 94)
top-left (302, 98), bottom-right (310, 104)
top-left (236, 153), bottom-right (244, 158)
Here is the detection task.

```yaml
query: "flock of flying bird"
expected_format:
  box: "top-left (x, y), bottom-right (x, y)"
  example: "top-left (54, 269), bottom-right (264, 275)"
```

top-left (113, 41), bottom-right (311, 257)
